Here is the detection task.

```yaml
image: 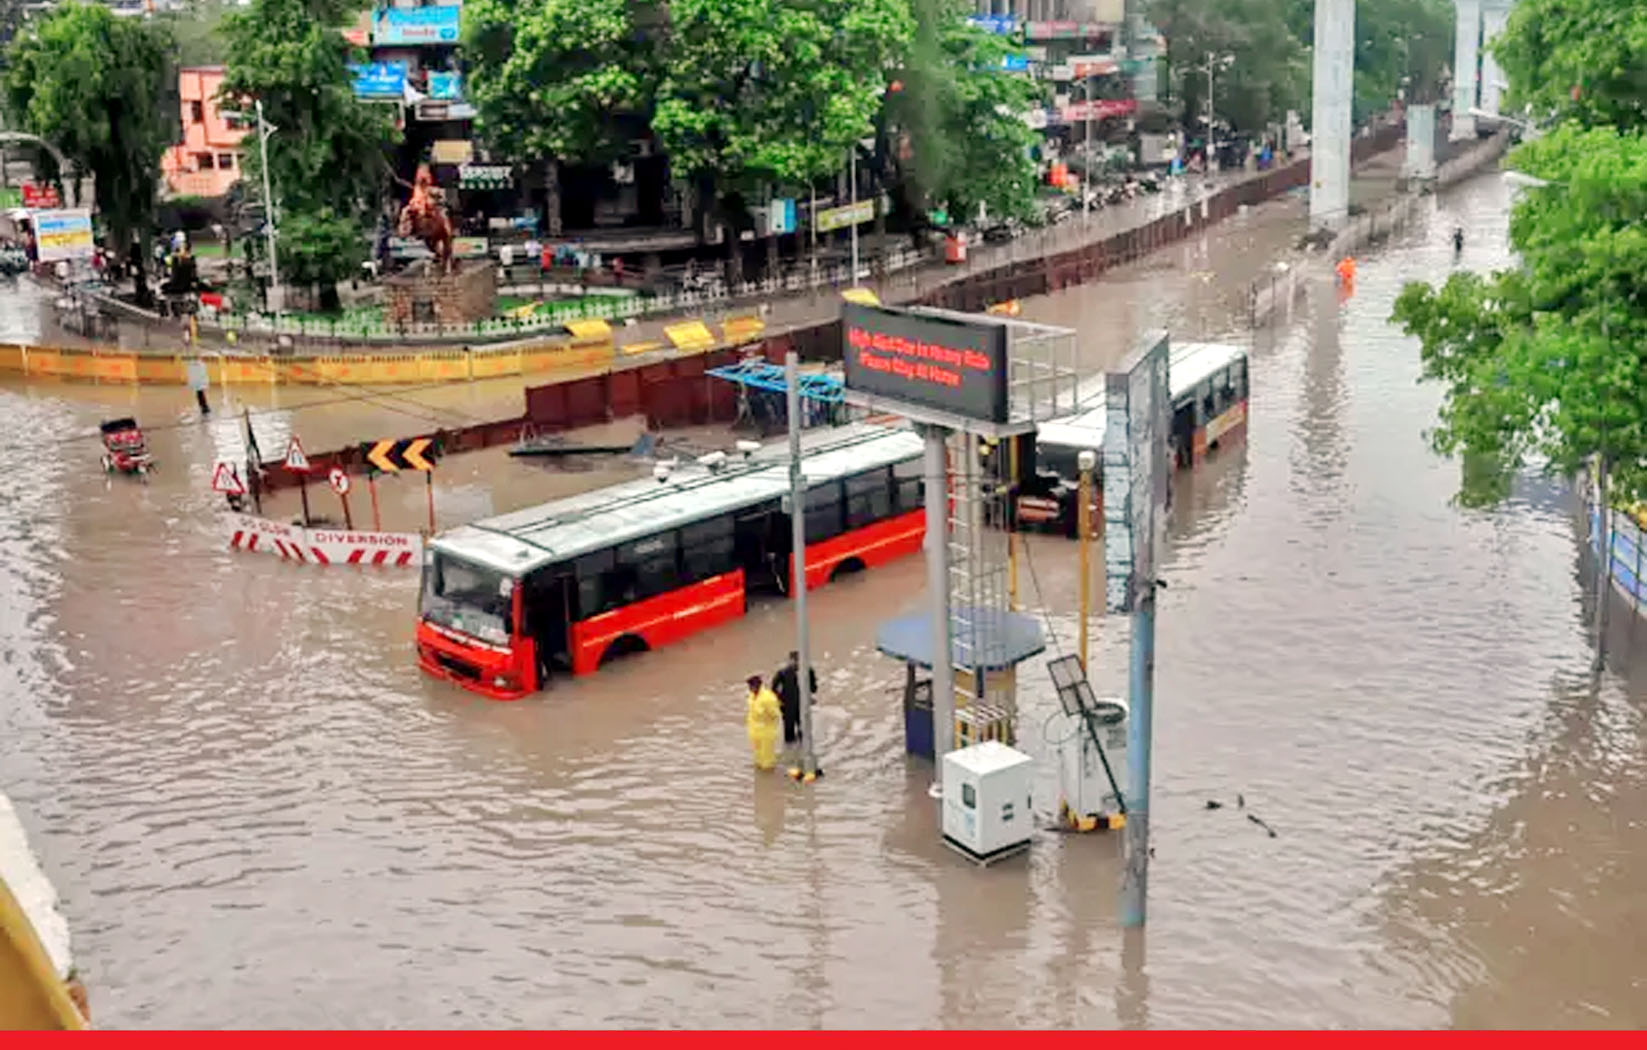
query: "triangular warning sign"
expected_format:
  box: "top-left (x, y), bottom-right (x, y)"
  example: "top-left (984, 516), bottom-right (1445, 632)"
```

top-left (211, 461), bottom-right (245, 496)
top-left (284, 436), bottom-right (311, 472)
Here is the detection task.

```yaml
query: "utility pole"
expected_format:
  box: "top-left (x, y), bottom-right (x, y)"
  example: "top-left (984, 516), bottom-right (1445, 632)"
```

top-left (786, 351), bottom-right (818, 778)
top-left (255, 99), bottom-right (282, 317)
top-left (922, 423), bottom-right (954, 787)
top-left (849, 147), bottom-right (859, 286)
top-left (1082, 76), bottom-right (1093, 228)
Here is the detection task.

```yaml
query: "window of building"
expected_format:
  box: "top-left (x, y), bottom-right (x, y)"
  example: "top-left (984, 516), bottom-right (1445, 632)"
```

top-left (189, 101), bottom-right (204, 124)
top-left (217, 154), bottom-right (235, 170)
top-left (193, 152), bottom-right (214, 170)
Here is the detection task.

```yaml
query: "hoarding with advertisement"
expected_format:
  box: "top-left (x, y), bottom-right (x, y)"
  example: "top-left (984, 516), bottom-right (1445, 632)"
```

top-left (390, 235), bottom-right (488, 260)
top-left (33, 209), bottom-right (94, 262)
top-left (427, 71), bottom-right (462, 99)
top-left (1102, 333), bottom-right (1170, 613)
top-left (1057, 98), bottom-right (1138, 123)
top-left (351, 61), bottom-right (407, 99)
top-left (815, 199), bottom-right (873, 233)
top-left (966, 15), bottom-right (1016, 35)
top-left (842, 303), bottom-right (1009, 424)
top-left (373, 4), bottom-right (461, 45)
top-left (22, 183), bottom-right (60, 209)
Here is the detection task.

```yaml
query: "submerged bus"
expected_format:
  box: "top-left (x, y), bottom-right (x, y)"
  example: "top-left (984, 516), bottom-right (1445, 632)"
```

top-left (418, 423), bottom-right (926, 700)
top-left (1007, 342), bottom-right (1251, 535)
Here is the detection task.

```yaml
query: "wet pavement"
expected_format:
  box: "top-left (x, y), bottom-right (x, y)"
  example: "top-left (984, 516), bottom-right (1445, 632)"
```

top-left (4, 167), bottom-right (1646, 1028)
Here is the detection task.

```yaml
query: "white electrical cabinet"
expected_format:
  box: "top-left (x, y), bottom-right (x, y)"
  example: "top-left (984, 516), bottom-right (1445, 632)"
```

top-left (941, 741), bottom-right (1035, 863)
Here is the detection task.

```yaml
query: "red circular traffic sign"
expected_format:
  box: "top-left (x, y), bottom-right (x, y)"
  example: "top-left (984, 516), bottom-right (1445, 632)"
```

top-left (328, 467), bottom-right (351, 496)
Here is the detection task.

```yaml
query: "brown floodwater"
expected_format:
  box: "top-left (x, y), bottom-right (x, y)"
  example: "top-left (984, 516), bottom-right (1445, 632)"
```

top-left (4, 168), bottom-right (1646, 1028)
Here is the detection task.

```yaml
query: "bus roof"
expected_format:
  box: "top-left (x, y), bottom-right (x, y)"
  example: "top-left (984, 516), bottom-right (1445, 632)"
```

top-left (432, 423), bottom-right (925, 575)
top-left (1035, 342), bottom-right (1248, 452)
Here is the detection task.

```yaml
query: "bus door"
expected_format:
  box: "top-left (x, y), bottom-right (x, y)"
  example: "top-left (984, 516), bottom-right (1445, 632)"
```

top-left (1172, 396), bottom-right (1198, 468)
top-left (522, 565), bottom-right (574, 685)
top-left (734, 498), bottom-right (784, 594)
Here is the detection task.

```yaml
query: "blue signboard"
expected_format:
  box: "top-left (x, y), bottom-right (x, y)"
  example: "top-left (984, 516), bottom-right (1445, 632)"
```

top-left (373, 4), bottom-right (461, 46)
top-left (351, 61), bottom-right (407, 99)
top-left (966, 15), bottom-right (1017, 35)
top-left (1000, 53), bottom-right (1030, 72)
top-left (427, 71), bottom-right (462, 100)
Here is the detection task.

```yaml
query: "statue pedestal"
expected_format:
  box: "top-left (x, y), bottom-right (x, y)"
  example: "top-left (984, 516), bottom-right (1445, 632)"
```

top-left (385, 260), bottom-right (497, 326)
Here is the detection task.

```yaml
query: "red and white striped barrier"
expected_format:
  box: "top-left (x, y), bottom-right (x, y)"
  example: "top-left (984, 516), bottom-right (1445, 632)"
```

top-left (226, 514), bottom-right (423, 568)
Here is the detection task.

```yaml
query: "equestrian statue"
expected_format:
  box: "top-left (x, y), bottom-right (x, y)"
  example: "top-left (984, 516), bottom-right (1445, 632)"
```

top-left (396, 163), bottom-right (455, 274)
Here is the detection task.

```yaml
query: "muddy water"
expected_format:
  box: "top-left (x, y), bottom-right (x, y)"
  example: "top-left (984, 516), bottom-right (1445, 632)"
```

top-left (4, 169), bottom-right (1647, 1028)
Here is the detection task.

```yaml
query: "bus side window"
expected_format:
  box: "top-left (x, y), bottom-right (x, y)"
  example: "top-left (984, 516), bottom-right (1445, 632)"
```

top-left (1233, 357), bottom-right (1248, 401)
top-left (1199, 381), bottom-right (1215, 424)
top-left (680, 515), bottom-right (736, 582)
top-left (574, 549), bottom-right (615, 619)
top-left (616, 532), bottom-right (679, 604)
top-left (805, 480), bottom-right (845, 543)
top-left (845, 466), bottom-right (893, 528)
top-left (893, 457), bottom-right (924, 513)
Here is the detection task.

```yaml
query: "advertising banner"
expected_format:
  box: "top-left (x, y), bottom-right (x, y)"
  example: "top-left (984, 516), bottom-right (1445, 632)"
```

top-left (966, 15), bottom-right (1017, 35)
top-left (815, 199), bottom-right (873, 233)
top-left (841, 303), bottom-right (1009, 424)
top-left (373, 4), bottom-right (461, 46)
top-left (34, 209), bottom-right (94, 262)
top-left (22, 183), bottom-right (60, 209)
top-left (427, 71), bottom-right (462, 100)
top-left (351, 62), bottom-right (407, 99)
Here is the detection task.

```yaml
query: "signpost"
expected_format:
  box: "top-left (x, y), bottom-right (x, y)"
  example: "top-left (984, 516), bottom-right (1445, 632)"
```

top-left (365, 437), bottom-right (439, 532)
top-left (32, 209), bottom-right (94, 263)
top-left (211, 461), bottom-right (245, 496)
top-left (329, 467), bottom-right (354, 529)
top-left (1103, 332), bottom-right (1172, 928)
top-left (284, 435), bottom-right (314, 526)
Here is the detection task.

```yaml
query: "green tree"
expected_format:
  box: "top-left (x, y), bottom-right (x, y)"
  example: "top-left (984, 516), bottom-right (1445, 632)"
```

top-left (462, 0), bottom-right (647, 236)
top-left (1153, 0), bottom-right (1307, 133)
top-left (653, 0), bottom-right (915, 283)
top-left (1493, 0), bottom-right (1647, 131)
top-left (888, 0), bottom-right (1041, 228)
top-left (1350, 0), bottom-right (1453, 119)
top-left (221, 0), bottom-right (395, 310)
top-left (4, 1), bottom-right (172, 306)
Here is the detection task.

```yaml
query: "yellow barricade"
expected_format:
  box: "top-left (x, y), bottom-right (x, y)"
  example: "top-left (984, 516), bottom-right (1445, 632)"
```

top-left (721, 315), bottom-right (766, 345)
top-left (25, 348), bottom-right (64, 379)
top-left (91, 351), bottom-right (139, 384)
top-left (419, 350), bottom-right (468, 383)
top-left (134, 354), bottom-right (186, 384)
top-left (470, 347), bottom-right (521, 379)
top-left (0, 344), bottom-right (26, 373)
top-left (664, 320), bottom-right (717, 353)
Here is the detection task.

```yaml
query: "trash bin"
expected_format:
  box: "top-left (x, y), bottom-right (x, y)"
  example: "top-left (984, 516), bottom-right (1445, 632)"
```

top-left (944, 232), bottom-right (968, 265)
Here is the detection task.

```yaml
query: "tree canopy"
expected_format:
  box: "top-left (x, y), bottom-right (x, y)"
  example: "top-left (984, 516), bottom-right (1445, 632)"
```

top-left (1494, 0), bottom-right (1647, 131)
top-left (4, 1), bottom-right (171, 302)
top-left (220, 0), bottom-right (396, 302)
top-left (889, 0), bottom-right (1042, 224)
top-left (1391, 0), bottom-right (1647, 509)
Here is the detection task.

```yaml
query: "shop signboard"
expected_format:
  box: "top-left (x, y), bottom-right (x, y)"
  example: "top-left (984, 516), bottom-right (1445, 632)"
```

top-left (457, 163), bottom-right (512, 189)
top-left (21, 183), bottom-right (60, 209)
top-left (33, 209), bottom-right (94, 262)
top-left (1058, 98), bottom-right (1138, 123)
top-left (841, 303), bottom-right (1010, 425)
top-left (430, 139), bottom-right (473, 165)
top-left (372, 3), bottom-right (461, 46)
top-left (427, 71), bottom-right (462, 100)
top-left (814, 199), bottom-right (874, 233)
top-left (965, 15), bottom-right (1017, 35)
top-left (1025, 21), bottom-right (1114, 41)
top-left (351, 61), bottom-right (407, 99)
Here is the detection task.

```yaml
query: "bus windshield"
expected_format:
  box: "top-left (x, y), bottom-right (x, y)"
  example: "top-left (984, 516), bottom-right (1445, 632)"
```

top-left (421, 552), bottom-right (514, 646)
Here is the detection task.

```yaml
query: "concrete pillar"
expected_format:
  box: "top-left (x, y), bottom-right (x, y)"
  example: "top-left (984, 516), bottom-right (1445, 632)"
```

top-left (1452, 0), bottom-right (1482, 139)
top-left (1309, 0), bottom-right (1354, 229)
top-left (1403, 103), bottom-right (1437, 180)
top-left (1480, 1), bottom-right (1511, 118)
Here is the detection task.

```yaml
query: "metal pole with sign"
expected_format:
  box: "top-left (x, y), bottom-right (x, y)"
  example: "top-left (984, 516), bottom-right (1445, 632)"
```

top-left (786, 351), bottom-right (817, 779)
top-left (1103, 332), bottom-right (1170, 928)
top-left (255, 99), bottom-right (282, 317)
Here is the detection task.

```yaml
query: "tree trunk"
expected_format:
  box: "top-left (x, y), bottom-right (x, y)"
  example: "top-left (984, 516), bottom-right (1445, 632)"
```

top-left (318, 282), bottom-right (341, 313)
top-left (545, 158), bottom-right (563, 238)
top-left (719, 195), bottom-right (744, 288)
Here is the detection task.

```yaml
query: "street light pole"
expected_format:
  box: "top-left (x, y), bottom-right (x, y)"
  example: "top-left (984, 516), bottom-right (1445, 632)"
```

top-left (849, 146), bottom-right (859, 286)
top-left (255, 98), bottom-right (282, 317)
top-left (786, 350), bottom-right (817, 778)
top-left (1083, 76), bottom-right (1093, 228)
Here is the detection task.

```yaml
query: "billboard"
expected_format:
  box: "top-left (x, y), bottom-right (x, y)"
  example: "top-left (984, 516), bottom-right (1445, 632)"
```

top-left (351, 61), bottom-right (407, 98)
top-left (427, 71), bottom-right (462, 99)
top-left (1102, 333), bottom-right (1171, 613)
top-left (373, 4), bottom-right (461, 46)
top-left (34, 209), bottom-right (94, 262)
top-left (841, 303), bottom-right (1009, 424)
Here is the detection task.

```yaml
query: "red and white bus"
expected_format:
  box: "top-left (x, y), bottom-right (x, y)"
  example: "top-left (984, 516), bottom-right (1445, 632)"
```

top-left (1007, 342), bottom-right (1250, 535)
top-left (417, 423), bottom-right (927, 700)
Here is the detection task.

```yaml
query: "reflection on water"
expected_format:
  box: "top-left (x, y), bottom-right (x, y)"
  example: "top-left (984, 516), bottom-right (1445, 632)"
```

top-left (3, 171), bottom-right (1646, 1028)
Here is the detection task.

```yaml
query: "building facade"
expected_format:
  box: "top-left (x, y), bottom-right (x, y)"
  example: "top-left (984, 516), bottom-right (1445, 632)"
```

top-left (161, 66), bottom-right (247, 199)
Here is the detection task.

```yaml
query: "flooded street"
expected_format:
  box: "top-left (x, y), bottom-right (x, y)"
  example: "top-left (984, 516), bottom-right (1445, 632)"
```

top-left (4, 169), bottom-right (1646, 1028)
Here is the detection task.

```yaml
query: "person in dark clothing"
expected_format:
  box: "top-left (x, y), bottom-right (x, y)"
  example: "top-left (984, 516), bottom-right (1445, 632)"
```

top-left (771, 650), bottom-right (818, 747)
top-left (1452, 227), bottom-right (1465, 253)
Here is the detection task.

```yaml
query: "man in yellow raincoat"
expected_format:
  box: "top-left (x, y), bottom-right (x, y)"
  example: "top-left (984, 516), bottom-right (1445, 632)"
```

top-left (745, 674), bottom-right (781, 771)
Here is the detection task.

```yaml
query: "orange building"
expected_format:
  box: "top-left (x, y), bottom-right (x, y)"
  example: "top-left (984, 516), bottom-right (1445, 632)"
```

top-left (161, 66), bottom-right (247, 199)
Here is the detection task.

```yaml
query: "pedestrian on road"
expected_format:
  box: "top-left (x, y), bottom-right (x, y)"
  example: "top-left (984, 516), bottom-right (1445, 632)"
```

top-left (771, 650), bottom-right (818, 749)
top-left (745, 674), bottom-right (781, 771)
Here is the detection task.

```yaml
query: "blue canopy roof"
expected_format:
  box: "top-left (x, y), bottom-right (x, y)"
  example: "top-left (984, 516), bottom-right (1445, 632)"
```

top-left (705, 359), bottom-right (845, 403)
top-left (875, 605), bottom-right (1046, 672)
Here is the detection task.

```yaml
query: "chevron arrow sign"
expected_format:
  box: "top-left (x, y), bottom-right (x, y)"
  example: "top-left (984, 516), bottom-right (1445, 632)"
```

top-left (366, 437), bottom-right (438, 473)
